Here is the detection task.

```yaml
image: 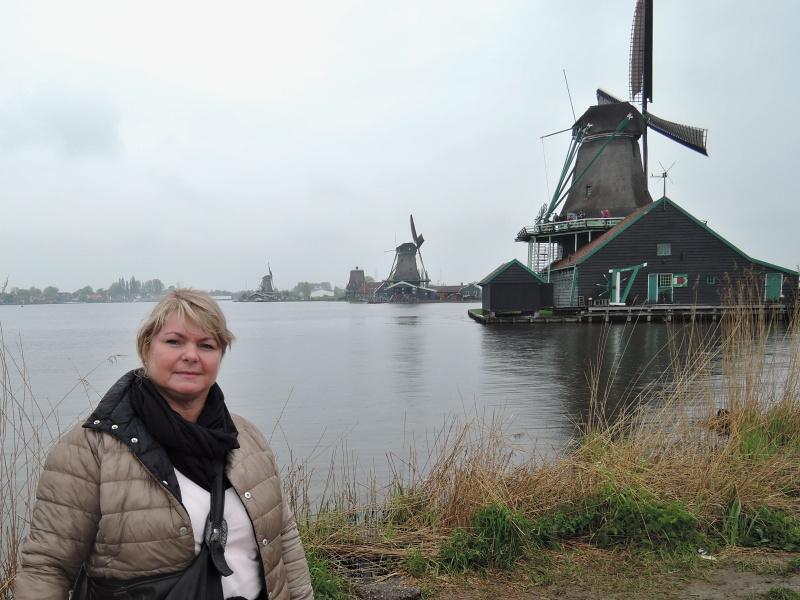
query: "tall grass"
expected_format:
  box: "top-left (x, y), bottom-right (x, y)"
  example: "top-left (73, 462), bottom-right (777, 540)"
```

top-left (0, 328), bottom-right (48, 600)
top-left (0, 327), bottom-right (117, 598)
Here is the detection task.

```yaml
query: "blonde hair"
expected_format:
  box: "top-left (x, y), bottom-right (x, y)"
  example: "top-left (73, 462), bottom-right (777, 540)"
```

top-left (137, 289), bottom-right (235, 364)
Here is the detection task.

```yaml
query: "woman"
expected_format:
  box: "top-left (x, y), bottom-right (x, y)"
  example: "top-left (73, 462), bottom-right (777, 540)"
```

top-left (15, 289), bottom-right (314, 599)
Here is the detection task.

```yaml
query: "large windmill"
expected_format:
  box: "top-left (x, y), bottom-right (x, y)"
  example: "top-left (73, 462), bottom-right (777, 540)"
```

top-left (386, 214), bottom-right (430, 287)
top-left (517, 0), bottom-right (709, 274)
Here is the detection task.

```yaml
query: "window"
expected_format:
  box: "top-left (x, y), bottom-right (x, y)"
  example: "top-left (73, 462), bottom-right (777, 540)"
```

top-left (656, 243), bottom-right (672, 256)
top-left (658, 273), bottom-right (673, 287)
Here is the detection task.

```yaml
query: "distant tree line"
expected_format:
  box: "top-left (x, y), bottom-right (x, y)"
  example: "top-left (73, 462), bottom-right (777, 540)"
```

top-left (290, 281), bottom-right (332, 301)
top-left (0, 277), bottom-right (349, 305)
top-left (280, 281), bottom-right (345, 301)
top-left (232, 281), bottom-right (346, 302)
top-left (0, 276), bottom-right (168, 305)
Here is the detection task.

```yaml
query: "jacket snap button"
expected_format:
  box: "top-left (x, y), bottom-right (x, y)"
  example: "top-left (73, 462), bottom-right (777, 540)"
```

top-left (244, 492), bottom-right (252, 499)
top-left (111, 424), bottom-right (119, 430)
top-left (93, 420), bottom-right (100, 425)
top-left (179, 526), bottom-right (189, 535)
top-left (130, 437), bottom-right (138, 443)
top-left (262, 538), bottom-right (268, 546)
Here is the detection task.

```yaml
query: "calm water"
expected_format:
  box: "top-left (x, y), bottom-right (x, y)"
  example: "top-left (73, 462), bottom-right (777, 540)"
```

top-left (0, 301), bottom-right (724, 483)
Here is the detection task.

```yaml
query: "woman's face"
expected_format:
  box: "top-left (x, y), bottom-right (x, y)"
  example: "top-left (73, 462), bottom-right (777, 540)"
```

top-left (144, 312), bottom-right (222, 407)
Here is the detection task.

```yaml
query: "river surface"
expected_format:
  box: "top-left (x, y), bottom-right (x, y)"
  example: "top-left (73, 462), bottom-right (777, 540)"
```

top-left (0, 301), bottom-right (754, 487)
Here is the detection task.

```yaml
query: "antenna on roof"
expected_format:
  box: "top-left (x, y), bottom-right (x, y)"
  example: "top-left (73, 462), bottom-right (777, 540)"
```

top-left (650, 161), bottom-right (675, 198)
top-left (563, 69), bottom-right (577, 122)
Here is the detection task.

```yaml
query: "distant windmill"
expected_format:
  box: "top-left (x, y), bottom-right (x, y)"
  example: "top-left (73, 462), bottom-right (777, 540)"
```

top-left (386, 214), bottom-right (430, 287)
top-left (260, 263), bottom-right (275, 293)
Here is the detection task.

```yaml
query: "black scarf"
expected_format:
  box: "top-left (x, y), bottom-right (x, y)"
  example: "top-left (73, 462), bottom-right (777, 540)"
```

top-left (129, 374), bottom-right (239, 491)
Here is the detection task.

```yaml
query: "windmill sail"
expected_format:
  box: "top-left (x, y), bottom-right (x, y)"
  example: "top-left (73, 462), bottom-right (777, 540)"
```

top-left (596, 89), bottom-right (709, 156)
top-left (645, 112), bottom-right (708, 155)
top-left (597, 88), bottom-right (624, 105)
top-left (629, 0), bottom-right (653, 102)
top-left (410, 214), bottom-right (424, 248)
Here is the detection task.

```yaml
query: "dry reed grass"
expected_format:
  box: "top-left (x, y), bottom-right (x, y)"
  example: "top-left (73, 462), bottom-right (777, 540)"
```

top-left (0, 327), bottom-right (47, 600)
top-left (0, 326), bottom-right (118, 598)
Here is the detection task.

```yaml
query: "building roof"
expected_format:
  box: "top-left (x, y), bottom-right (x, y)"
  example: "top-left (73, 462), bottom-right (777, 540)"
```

top-left (550, 196), bottom-right (798, 276)
top-left (385, 281), bottom-right (436, 293)
top-left (550, 203), bottom-right (651, 270)
top-left (479, 258), bottom-right (549, 286)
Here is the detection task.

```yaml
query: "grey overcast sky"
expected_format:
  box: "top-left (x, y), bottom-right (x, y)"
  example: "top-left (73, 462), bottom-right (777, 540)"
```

top-left (2, 0), bottom-right (798, 292)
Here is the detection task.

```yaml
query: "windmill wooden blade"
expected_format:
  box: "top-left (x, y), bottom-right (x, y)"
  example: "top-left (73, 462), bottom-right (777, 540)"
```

top-left (645, 111), bottom-right (708, 156)
top-left (596, 88), bottom-right (625, 105)
top-left (410, 214), bottom-right (424, 248)
top-left (629, 0), bottom-right (653, 102)
top-left (417, 248), bottom-right (429, 285)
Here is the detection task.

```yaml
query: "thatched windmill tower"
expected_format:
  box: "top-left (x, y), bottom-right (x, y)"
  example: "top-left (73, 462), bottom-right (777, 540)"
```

top-left (241, 263), bottom-right (280, 301)
top-left (375, 215), bottom-right (435, 301)
top-left (259, 264), bottom-right (275, 294)
top-left (386, 215), bottom-right (429, 287)
top-left (517, 0), bottom-right (708, 273)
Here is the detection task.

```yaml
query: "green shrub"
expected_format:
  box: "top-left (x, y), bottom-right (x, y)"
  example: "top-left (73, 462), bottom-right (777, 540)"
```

top-left (740, 507), bottom-right (800, 551)
top-left (739, 424), bottom-right (779, 460)
top-left (437, 504), bottom-right (533, 571)
top-left (436, 491), bottom-right (705, 574)
top-left (532, 487), bottom-right (703, 551)
top-left (530, 508), bottom-right (593, 548)
top-left (719, 496), bottom-right (747, 547)
top-left (404, 547), bottom-right (429, 577)
top-left (437, 527), bottom-right (483, 572)
top-left (306, 549), bottom-right (349, 600)
top-left (737, 411), bottom-right (800, 461)
top-left (766, 588), bottom-right (800, 600)
top-left (788, 556), bottom-right (800, 573)
top-left (718, 500), bottom-right (800, 551)
top-left (587, 488), bottom-right (703, 549)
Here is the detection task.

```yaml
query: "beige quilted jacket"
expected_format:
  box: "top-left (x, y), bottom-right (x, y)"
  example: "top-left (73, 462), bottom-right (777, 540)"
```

top-left (15, 413), bottom-right (313, 600)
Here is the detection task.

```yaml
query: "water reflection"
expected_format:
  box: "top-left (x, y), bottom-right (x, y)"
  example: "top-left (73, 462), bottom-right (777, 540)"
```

top-left (390, 313), bottom-right (424, 394)
top-left (477, 323), bottom-right (713, 448)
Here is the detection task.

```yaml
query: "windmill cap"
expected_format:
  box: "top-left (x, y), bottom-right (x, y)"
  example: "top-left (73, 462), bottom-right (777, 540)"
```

top-left (575, 103), bottom-right (645, 136)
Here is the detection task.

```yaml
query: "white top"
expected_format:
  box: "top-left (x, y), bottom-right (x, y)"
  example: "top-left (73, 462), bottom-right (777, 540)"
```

top-left (175, 469), bottom-right (262, 600)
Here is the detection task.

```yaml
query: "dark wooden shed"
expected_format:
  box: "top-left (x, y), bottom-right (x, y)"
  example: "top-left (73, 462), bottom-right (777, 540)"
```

top-left (547, 197), bottom-right (798, 308)
top-left (479, 259), bottom-right (553, 314)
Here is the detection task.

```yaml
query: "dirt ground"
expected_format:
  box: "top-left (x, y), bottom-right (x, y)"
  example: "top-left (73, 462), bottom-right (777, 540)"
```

top-left (409, 549), bottom-right (800, 600)
top-left (437, 570), bottom-right (800, 599)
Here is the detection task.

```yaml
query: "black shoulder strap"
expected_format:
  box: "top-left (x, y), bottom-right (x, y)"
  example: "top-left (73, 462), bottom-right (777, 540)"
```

top-left (204, 460), bottom-right (233, 577)
top-left (210, 460), bottom-right (226, 524)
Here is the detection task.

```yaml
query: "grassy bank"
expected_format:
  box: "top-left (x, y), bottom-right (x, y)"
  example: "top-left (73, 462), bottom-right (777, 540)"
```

top-left (2, 300), bottom-right (799, 599)
top-left (295, 301), bottom-right (800, 598)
